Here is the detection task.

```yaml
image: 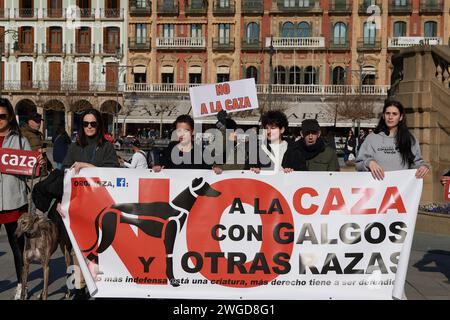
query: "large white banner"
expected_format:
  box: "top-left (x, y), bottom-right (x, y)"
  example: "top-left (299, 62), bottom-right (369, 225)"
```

top-left (61, 169), bottom-right (422, 300)
top-left (189, 79), bottom-right (259, 119)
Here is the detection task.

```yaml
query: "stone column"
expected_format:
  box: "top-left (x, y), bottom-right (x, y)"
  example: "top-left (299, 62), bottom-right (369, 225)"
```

top-left (393, 47), bottom-right (450, 203)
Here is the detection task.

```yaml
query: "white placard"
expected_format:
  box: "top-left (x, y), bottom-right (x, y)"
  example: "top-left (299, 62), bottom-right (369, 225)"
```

top-left (189, 79), bottom-right (259, 119)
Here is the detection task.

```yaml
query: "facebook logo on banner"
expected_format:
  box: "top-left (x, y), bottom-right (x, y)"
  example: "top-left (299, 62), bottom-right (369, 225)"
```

top-left (116, 178), bottom-right (126, 187)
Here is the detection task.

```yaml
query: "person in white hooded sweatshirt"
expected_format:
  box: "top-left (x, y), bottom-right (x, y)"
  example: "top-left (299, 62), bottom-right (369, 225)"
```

top-left (356, 99), bottom-right (429, 180)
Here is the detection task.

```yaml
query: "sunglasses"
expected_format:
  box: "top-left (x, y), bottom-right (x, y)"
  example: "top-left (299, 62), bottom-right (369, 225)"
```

top-left (0, 114), bottom-right (8, 120)
top-left (83, 121), bottom-right (98, 128)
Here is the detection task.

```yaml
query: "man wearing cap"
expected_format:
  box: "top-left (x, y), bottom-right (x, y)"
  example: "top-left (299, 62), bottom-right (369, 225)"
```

top-left (284, 119), bottom-right (340, 171)
top-left (20, 112), bottom-right (44, 150)
top-left (119, 139), bottom-right (148, 169)
top-left (20, 112), bottom-right (50, 175)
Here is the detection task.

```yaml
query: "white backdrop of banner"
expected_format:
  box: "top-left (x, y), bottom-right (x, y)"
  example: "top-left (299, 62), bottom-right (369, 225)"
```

top-left (61, 169), bottom-right (422, 300)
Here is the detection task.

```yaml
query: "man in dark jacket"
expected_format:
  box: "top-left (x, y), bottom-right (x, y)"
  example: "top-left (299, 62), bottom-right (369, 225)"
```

top-left (20, 112), bottom-right (51, 175)
top-left (284, 119), bottom-right (340, 172)
top-left (20, 112), bottom-right (43, 151)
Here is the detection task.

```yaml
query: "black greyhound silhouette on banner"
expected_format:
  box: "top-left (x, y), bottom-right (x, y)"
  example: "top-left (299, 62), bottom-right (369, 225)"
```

top-left (83, 178), bottom-right (221, 287)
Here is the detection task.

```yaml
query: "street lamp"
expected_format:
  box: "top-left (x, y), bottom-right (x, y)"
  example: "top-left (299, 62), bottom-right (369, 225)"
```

top-left (0, 29), bottom-right (19, 97)
top-left (101, 64), bottom-right (134, 139)
top-left (268, 35), bottom-right (274, 111)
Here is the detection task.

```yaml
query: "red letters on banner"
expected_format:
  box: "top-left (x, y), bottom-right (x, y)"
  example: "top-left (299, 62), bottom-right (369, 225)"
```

top-left (68, 177), bottom-right (408, 287)
top-left (187, 179), bottom-right (294, 288)
top-left (292, 186), bottom-right (406, 215)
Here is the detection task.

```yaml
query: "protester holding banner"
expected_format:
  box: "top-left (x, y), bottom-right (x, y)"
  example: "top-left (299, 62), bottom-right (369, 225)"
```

top-left (0, 98), bottom-right (31, 300)
top-left (355, 100), bottom-right (429, 180)
top-left (61, 108), bottom-right (119, 299)
top-left (62, 108), bottom-right (119, 173)
top-left (152, 114), bottom-right (210, 171)
top-left (249, 110), bottom-right (307, 173)
top-left (283, 119), bottom-right (340, 172)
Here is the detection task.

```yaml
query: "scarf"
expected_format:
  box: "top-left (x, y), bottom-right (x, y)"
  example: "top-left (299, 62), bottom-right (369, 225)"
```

top-left (298, 138), bottom-right (325, 160)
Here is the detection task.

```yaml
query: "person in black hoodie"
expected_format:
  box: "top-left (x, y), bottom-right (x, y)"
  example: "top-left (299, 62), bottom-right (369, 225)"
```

top-left (152, 114), bottom-right (210, 171)
top-left (248, 110), bottom-right (306, 173)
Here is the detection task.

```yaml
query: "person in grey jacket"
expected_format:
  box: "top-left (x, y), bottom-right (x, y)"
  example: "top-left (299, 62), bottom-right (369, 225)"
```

top-left (0, 98), bottom-right (31, 299)
top-left (355, 100), bottom-right (429, 180)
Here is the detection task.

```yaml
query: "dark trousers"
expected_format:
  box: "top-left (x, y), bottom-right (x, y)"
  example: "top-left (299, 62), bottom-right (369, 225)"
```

top-left (1, 222), bottom-right (25, 282)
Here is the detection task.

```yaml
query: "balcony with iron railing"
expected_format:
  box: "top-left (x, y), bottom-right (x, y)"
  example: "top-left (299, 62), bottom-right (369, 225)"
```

top-left (242, 0), bottom-right (264, 14)
top-left (129, 37), bottom-right (152, 50)
top-left (43, 8), bottom-right (66, 19)
top-left (357, 37), bottom-right (382, 50)
top-left (77, 8), bottom-right (96, 19)
top-left (268, 37), bottom-right (326, 49)
top-left (213, 0), bottom-right (235, 14)
top-left (276, 0), bottom-right (322, 13)
top-left (156, 37), bottom-right (206, 49)
top-left (388, 0), bottom-right (412, 14)
top-left (185, 1), bottom-right (207, 14)
top-left (213, 38), bottom-right (235, 51)
top-left (329, 39), bottom-right (350, 50)
top-left (0, 8), bottom-right (9, 19)
top-left (73, 43), bottom-right (95, 55)
top-left (100, 8), bottom-right (124, 19)
top-left (359, 0), bottom-right (382, 14)
top-left (1, 43), bottom-right (16, 57)
top-left (329, 0), bottom-right (352, 14)
top-left (388, 37), bottom-right (443, 48)
top-left (124, 83), bottom-right (390, 96)
top-left (2, 81), bottom-right (125, 93)
top-left (101, 43), bottom-right (124, 56)
top-left (129, 0), bottom-right (152, 15)
top-left (14, 43), bottom-right (38, 55)
top-left (14, 8), bottom-right (38, 19)
top-left (242, 38), bottom-right (262, 50)
top-left (419, 0), bottom-right (443, 13)
top-left (157, 1), bottom-right (179, 14)
top-left (43, 43), bottom-right (66, 56)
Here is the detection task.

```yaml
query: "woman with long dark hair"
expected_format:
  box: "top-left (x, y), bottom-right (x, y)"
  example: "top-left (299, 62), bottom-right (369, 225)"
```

top-left (62, 108), bottom-right (119, 172)
top-left (61, 108), bottom-right (119, 299)
top-left (355, 99), bottom-right (429, 180)
top-left (0, 98), bottom-right (31, 299)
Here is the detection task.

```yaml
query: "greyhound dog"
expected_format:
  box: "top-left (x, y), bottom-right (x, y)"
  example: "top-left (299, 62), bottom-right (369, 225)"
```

top-left (15, 211), bottom-right (72, 300)
top-left (83, 177), bottom-right (221, 286)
